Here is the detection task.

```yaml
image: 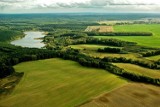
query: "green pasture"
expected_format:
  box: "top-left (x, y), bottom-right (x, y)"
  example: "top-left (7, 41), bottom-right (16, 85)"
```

top-left (114, 63), bottom-right (160, 78)
top-left (0, 58), bottom-right (127, 107)
top-left (94, 24), bottom-right (160, 48)
top-left (146, 55), bottom-right (160, 61)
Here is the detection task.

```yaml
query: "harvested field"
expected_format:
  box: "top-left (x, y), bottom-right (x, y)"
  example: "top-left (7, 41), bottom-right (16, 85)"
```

top-left (80, 83), bottom-right (160, 107)
top-left (85, 26), bottom-right (114, 32)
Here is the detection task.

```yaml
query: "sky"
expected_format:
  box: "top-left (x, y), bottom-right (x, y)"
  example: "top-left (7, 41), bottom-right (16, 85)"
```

top-left (0, 0), bottom-right (160, 13)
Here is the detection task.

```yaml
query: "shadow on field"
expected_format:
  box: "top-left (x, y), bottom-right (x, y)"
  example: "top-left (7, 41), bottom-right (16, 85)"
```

top-left (0, 72), bottom-right (24, 99)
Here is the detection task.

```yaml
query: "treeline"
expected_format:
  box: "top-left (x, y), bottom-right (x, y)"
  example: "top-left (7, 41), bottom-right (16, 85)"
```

top-left (39, 23), bottom-right (99, 31)
top-left (0, 64), bottom-right (15, 78)
top-left (56, 49), bottom-right (160, 86)
top-left (97, 47), bottom-right (121, 53)
top-left (141, 50), bottom-right (160, 57)
top-left (72, 37), bottom-right (137, 47)
top-left (0, 30), bottom-right (25, 42)
top-left (0, 43), bottom-right (58, 78)
top-left (155, 59), bottom-right (160, 65)
top-left (86, 32), bottom-right (153, 36)
top-left (0, 45), bottom-right (160, 85)
top-left (60, 32), bottom-right (88, 39)
top-left (102, 57), bottom-right (159, 69)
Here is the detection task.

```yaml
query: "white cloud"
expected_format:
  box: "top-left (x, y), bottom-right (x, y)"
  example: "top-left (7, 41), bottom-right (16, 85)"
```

top-left (0, 0), bottom-right (160, 13)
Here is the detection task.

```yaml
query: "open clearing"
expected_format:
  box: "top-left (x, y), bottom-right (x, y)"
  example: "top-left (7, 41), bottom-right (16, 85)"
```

top-left (0, 58), bottom-right (127, 107)
top-left (94, 24), bottom-right (160, 48)
top-left (70, 44), bottom-right (139, 59)
top-left (114, 63), bottom-right (160, 78)
top-left (70, 44), bottom-right (107, 51)
top-left (80, 83), bottom-right (160, 107)
top-left (85, 26), bottom-right (114, 32)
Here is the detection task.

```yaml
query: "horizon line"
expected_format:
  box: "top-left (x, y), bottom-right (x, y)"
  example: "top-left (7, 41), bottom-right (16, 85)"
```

top-left (0, 12), bottom-right (160, 15)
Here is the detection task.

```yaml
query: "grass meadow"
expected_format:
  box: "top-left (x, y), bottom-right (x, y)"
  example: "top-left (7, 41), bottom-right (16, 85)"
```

top-left (146, 55), bottom-right (160, 61)
top-left (0, 58), bottom-right (127, 107)
top-left (114, 63), bottom-right (160, 78)
top-left (94, 24), bottom-right (160, 48)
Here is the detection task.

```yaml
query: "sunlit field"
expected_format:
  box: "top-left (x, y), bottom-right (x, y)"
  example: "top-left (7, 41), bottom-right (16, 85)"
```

top-left (0, 58), bottom-right (127, 107)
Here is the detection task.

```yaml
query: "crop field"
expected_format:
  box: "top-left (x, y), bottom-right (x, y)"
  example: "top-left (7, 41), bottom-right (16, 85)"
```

top-left (70, 44), bottom-right (107, 51)
top-left (94, 24), bottom-right (160, 48)
top-left (85, 26), bottom-right (114, 32)
top-left (80, 83), bottom-right (160, 107)
top-left (113, 63), bottom-right (160, 78)
top-left (0, 58), bottom-right (127, 107)
top-left (88, 52), bottom-right (140, 59)
top-left (69, 44), bottom-right (139, 58)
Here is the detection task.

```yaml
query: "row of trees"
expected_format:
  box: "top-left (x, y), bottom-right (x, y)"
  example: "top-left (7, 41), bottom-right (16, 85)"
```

top-left (141, 50), bottom-right (160, 57)
top-left (57, 49), bottom-right (160, 86)
top-left (86, 32), bottom-right (153, 36)
top-left (97, 47), bottom-right (121, 53)
top-left (102, 57), bottom-right (159, 69)
top-left (71, 37), bottom-right (137, 47)
top-left (39, 23), bottom-right (99, 31)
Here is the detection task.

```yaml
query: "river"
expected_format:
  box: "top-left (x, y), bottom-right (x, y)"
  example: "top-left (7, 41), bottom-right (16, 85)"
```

top-left (11, 31), bottom-right (45, 48)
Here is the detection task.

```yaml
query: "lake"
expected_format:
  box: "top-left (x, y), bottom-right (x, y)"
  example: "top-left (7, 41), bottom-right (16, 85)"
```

top-left (11, 31), bottom-right (45, 48)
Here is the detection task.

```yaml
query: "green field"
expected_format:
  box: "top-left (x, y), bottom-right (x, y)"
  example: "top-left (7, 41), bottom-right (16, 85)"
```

top-left (114, 63), bottom-right (160, 78)
top-left (146, 55), bottom-right (160, 61)
top-left (94, 24), bottom-right (160, 48)
top-left (0, 58), bottom-right (127, 107)
top-left (70, 44), bottom-right (107, 50)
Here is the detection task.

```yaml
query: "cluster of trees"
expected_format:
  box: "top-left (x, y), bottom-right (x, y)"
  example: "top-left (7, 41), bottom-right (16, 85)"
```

top-left (44, 34), bottom-right (137, 50)
top-left (0, 43), bottom-right (59, 78)
top-left (0, 64), bottom-right (15, 78)
top-left (97, 47), bottom-right (121, 53)
top-left (60, 32), bottom-right (88, 39)
top-left (141, 50), bottom-right (160, 57)
top-left (0, 30), bottom-right (24, 42)
top-left (86, 32), bottom-right (153, 36)
top-left (102, 57), bottom-right (159, 69)
top-left (155, 59), bottom-right (160, 65)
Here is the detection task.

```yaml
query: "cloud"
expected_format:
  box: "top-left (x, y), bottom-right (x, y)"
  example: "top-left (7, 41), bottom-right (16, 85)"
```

top-left (0, 0), bottom-right (160, 13)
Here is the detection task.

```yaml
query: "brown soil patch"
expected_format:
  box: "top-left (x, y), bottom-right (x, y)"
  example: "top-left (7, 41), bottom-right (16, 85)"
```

top-left (79, 83), bottom-right (160, 107)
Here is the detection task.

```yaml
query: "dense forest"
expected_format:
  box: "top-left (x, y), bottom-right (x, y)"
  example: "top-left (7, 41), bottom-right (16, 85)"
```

top-left (86, 32), bottom-right (153, 36)
top-left (0, 30), bottom-right (24, 42)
